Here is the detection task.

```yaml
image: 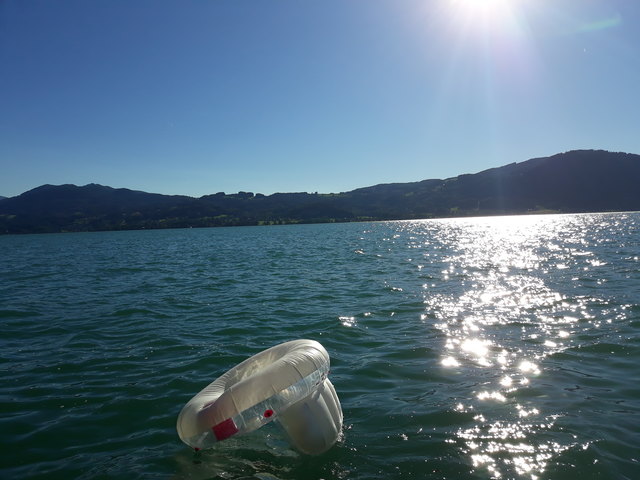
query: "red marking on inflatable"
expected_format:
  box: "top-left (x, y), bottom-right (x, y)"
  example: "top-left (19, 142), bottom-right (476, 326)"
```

top-left (194, 447), bottom-right (200, 452)
top-left (212, 418), bottom-right (239, 441)
top-left (263, 409), bottom-right (274, 418)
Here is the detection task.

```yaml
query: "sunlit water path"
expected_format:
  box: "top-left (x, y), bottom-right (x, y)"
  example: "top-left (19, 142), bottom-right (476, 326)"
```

top-left (1, 213), bottom-right (639, 479)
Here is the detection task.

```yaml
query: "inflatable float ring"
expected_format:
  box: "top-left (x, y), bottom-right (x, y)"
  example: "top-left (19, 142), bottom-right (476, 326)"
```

top-left (177, 339), bottom-right (343, 455)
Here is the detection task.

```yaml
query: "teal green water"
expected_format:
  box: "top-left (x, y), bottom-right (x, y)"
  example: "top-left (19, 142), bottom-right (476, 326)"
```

top-left (1, 213), bottom-right (639, 479)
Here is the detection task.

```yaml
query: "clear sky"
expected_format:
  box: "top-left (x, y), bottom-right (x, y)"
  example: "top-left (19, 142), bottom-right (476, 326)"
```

top-left (1, 0), bottom-right (639, 198)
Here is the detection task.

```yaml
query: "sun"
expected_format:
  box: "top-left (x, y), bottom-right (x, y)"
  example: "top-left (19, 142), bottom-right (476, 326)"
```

top-left (446, 0), bottom-right (524, 33)
top-left (450, 0), bottom-right (510, 14)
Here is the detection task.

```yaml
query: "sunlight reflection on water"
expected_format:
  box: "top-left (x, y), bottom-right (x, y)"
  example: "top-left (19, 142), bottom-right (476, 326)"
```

top-left (403, 214), bottom-right (625, 479)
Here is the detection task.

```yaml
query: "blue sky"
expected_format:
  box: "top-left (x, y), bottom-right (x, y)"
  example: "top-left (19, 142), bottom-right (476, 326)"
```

top-left (1, 0), bottom-right (639, 198)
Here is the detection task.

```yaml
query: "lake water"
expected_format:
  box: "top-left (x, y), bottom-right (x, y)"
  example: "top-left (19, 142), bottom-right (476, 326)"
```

top-left (1, 213), bottom-right (639, 479)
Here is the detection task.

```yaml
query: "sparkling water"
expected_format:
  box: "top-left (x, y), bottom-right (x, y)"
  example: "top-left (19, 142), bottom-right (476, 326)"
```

top-left (2, 212), bottom-right (639, 479)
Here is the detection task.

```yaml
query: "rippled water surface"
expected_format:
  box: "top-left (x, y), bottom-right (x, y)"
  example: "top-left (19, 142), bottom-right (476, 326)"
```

top-left (2, 213), bottom-right (639, 479)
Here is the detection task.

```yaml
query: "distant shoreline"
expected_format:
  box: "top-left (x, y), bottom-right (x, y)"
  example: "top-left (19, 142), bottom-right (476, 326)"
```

top-left (2, 150), bottom-right (639, 235)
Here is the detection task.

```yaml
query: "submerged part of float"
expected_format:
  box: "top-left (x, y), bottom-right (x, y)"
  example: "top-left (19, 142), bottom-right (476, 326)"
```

top-left (176, 339), bottom-right (343, 455)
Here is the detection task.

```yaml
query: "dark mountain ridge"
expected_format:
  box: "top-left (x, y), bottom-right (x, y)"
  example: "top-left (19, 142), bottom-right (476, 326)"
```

top-left (4, 183), bottom-right (195, 215)
top-left (1, 150), bottom-right (639, 234)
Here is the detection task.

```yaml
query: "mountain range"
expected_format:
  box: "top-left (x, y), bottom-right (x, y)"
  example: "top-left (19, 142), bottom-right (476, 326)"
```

top-left (1, 149), bottom-right (639, 234)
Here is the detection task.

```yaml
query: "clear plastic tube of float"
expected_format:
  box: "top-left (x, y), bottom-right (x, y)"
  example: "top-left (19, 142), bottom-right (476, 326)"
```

top-left (176, 339), bottom-right (343, 455)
